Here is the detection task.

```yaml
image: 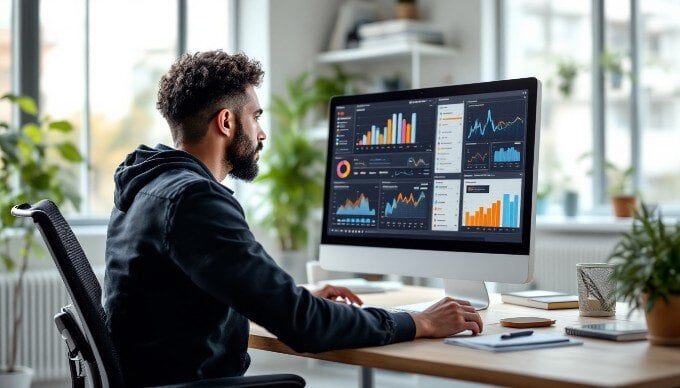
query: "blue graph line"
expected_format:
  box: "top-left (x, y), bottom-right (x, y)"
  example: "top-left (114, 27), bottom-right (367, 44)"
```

top-left (467, 109), bottom-right (524, 140)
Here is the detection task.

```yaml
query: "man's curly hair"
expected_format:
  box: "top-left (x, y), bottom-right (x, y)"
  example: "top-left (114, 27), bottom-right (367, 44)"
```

top-left (157, 51), bottom-right (264, 144)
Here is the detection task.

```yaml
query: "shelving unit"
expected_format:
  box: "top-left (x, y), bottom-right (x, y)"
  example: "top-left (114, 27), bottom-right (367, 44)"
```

top-left (317, 42), bottom-right (458, 89)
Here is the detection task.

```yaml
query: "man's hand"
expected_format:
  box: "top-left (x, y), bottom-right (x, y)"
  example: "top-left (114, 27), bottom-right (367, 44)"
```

top-left (409, 297), bottom-right (483, 338)
top-left (311, 284), bottom-right (364, 306)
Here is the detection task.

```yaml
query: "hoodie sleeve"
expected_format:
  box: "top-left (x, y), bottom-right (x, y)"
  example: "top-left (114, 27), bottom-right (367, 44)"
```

top-left (166, 181), bottom-right (416, 353)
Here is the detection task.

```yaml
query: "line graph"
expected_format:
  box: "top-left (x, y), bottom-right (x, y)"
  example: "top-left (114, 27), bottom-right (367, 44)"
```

top-left (464, 143), bottom-right (490, 170)
top-left (466, 99), bottom-right (526, 142)
top-left (384, 191), bottom-right (427, 218)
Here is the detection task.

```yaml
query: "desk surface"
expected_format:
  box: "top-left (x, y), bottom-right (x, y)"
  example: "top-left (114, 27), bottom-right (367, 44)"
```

top-left (249, 286), bottom-right (680, 387)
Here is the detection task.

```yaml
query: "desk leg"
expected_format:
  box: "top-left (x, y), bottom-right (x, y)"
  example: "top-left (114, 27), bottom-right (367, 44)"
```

top-left (359, 366), bottom-right (374, 388)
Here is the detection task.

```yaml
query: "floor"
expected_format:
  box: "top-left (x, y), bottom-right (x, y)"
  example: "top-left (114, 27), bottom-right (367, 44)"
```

top-left (246, 349), bottom-right (489, 388)
top-left (34, 350), bottom-right (489, 388)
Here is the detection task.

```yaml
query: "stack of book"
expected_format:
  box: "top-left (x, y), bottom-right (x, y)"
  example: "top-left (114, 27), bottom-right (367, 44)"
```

top-left (501, 290), bottom-right (579, 310)
top-left (358, 20), bottom-right (445, 48)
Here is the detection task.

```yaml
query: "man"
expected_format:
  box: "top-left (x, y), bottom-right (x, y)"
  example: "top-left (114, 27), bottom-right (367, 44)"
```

top-left (104, 51), bottom-right (483, 387)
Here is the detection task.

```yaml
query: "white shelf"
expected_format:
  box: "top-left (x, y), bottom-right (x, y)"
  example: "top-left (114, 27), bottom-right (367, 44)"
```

top-left (317, 42), bottom-right (458, 64)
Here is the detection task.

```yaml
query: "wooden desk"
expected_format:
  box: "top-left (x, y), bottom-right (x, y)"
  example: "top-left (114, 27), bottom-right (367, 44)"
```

top-left (249, 286), bottom-right (680, 387)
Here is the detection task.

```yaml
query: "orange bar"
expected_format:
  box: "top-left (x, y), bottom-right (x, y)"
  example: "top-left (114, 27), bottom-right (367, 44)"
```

top-left (465, 212), bottom-right (470, 226)
top-left (379, 134), bottom-right (384, 144)
top-left (406, 123), bottom-right (411, 143)
top-left (367, 131), bottom-right (371, 145)
top-left (495, 200), bottom-right (501, 226)
top-left (387, 119), bottom-right (392, 144)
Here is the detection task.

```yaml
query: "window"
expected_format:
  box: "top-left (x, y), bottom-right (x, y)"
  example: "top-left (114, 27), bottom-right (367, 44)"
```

top-left (40, 0), bottom-right (86, 212)
top-left (9, 0), bottom-right (235, 218)
top-left (187, 0), bottom-right (234, 53)
top-left (503, 0), bottom-right (594, 209)
top-left (639, 0), bottom-right (680, 205)
top-left (88, 0), bottom-right (177, 215)
top-left (0, 0), bottom-right (11, 122)
top-left (502, 0), bottom-right (680, 213)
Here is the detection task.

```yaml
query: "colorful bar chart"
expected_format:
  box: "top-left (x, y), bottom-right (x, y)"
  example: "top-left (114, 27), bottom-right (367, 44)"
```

top-left (462, 179), bottom-right (522, 229)
top-left (357, 112), bottom-right (417, 146)
top-left (464, 194), bottom-right (519, 228)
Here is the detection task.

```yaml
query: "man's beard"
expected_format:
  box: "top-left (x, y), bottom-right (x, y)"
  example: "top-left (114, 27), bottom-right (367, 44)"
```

top-left (226, 119), bottom-right (262, 181)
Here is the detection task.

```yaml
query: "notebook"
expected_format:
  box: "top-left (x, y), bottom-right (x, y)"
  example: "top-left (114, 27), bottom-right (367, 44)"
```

top-left (565, 322), bottom-right (648, 341)
top-left (445, 332), bottom-right (583, 352)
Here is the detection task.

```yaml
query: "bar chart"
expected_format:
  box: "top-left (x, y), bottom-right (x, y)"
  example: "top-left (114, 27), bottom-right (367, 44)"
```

top-left (356, 112), bottom-right (418, 146)
top-left (462, 179), bottom-right (522, 229)
top-left (491, 142), bottom-right (523, 171)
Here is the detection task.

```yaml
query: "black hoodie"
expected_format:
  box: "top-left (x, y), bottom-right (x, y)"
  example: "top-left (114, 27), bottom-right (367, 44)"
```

top-left (104, 144), bottom-right (416, 387)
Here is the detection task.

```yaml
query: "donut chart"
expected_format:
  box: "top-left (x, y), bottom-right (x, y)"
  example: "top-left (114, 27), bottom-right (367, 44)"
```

top-left (336, 160), bottom-right (351, 179)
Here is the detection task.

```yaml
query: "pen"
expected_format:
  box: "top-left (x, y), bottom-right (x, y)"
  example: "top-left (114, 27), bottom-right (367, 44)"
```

top-left (501, 330), bottom-right (534, 340)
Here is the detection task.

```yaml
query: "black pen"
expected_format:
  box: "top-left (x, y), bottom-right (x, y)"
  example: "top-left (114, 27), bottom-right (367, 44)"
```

top-left (501, 330), bottom-right (534, 340)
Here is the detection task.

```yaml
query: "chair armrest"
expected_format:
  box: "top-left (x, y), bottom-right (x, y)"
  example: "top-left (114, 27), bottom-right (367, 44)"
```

top-left (155, 373), bottom-right (305, 387)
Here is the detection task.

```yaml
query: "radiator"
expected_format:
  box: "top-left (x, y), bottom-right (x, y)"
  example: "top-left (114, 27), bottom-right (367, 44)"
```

top-left (0, 268), bottom-right (104, 382)
top-left (496, 231), bottom-right (623, 295)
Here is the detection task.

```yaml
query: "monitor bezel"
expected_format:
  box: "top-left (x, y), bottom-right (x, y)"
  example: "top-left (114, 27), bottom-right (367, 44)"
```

top-left (320, 77), bottom-right (540, 256)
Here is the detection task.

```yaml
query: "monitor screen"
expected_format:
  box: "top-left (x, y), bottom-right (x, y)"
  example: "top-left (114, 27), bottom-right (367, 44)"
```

top-left (319, 78), bottom-right (541, 306)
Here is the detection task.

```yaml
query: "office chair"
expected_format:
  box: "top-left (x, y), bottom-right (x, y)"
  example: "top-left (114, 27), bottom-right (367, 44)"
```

top-left (12, 200), bottom-right (305, 388)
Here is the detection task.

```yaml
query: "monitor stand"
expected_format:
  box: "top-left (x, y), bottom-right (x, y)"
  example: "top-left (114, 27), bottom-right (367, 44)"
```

top-left (397, 279), bottom-right (490, 311)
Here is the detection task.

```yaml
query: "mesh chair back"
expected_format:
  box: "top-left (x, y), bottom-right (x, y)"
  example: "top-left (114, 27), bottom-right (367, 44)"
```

top-left (12, 200), bottom-right (125, 387)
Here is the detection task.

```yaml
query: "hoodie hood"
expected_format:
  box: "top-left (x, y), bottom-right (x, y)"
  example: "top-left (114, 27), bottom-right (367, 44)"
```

top-left (113, 144), bottom-right (217, 211)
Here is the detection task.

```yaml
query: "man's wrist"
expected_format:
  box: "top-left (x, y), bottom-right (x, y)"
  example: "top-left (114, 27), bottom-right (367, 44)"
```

top-left (409, 312), bottom-right (428, 338)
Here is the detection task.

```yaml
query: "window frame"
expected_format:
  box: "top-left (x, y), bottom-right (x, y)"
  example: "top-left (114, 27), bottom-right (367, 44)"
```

top-left (497, 0), bottom-right (676, 215)
top-left (9, 0), bottom-right (237, 223)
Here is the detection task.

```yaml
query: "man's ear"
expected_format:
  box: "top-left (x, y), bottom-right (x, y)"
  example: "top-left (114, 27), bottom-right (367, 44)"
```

top-left (216, 108), bottom-right (234, 138)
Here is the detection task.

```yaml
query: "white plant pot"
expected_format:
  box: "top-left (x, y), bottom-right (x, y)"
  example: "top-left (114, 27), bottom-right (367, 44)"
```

top-left (0, 366), bottom-right (34, 388)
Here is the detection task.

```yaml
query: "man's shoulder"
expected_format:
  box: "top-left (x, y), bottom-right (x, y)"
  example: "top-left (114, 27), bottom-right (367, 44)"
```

top-left (144, 168), bottom-right (231, 202)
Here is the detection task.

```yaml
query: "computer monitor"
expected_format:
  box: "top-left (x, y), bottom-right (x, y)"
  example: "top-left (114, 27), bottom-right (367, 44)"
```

top-left (319, 77), bottom-right (541, 310)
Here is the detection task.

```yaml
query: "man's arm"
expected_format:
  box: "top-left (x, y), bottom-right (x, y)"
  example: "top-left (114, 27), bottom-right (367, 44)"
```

top-left (310, 285), bottom-right (483, 337)
top-left (410, 297), bottom-right (483, 337)
top-left (166, 184), bottom-right (416, 353)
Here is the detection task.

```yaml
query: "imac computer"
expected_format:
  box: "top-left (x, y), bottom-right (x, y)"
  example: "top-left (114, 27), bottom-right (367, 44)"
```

top-left (319, 77), bottom-right (541, 310)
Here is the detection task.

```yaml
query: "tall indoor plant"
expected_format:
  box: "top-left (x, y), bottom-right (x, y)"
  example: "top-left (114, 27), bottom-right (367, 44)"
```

top-left (256, 68), bottom-right (359, 254)
top-left (0, 94), bottom-right (83, 384)
top-left (608, 204), bottom-right (680, 345)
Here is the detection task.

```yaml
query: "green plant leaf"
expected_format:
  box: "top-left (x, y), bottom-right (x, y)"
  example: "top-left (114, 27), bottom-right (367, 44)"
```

top-left (48, 120), bottom-right (74, 132)
top-left (56, 142), bottom-right (84, 162)
top-left (0, 252), bottom-right (15, 271)
top-left (14, 96), bottom-right (39, 115)
top-left (22, 123), bottom-right (42, 143)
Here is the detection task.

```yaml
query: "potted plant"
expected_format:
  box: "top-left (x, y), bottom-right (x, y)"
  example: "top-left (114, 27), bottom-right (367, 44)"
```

top-left (556, 58), bottom-right (579, 98)
top-left (254, 69), bottom-right (360, 279)
top-left (608, 204), bottom-right (680, 345)
top-left (0, 94), bottom-right (83, 386)
top-left (599, 49), bottom-right (627, 89)
top-left (605, 161), bottom-right (636, 217)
